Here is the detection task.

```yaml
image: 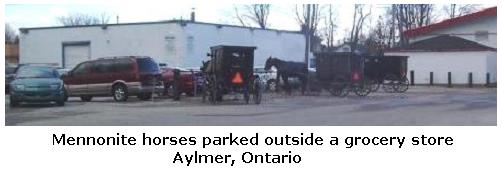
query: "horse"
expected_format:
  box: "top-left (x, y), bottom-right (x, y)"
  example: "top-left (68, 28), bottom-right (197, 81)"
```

top-left (264, 56), bottom-right (308, 95)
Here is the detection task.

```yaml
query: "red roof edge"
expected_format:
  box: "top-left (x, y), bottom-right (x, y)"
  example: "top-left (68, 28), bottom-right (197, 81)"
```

top-left (385, 48), bottom-right (497, 53)
top-left (404, 7), bottom-right (497, 38)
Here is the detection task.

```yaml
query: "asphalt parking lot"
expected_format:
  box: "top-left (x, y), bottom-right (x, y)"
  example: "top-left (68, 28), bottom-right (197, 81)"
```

top-left (4, 86), bottom-right (496, 126)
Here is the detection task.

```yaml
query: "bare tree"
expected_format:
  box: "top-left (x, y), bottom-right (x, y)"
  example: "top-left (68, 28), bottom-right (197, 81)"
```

top-left (234, 4), bottom-right (271, 28)
top-left (322, 5), bottom-right (337, 48)
top-left (366, 15), bottom-right (394, 54)
top-left (5, 23), bottom-right (18, 43)
top-left (349, 4), bottom-right (371, 50)
top-left (234, 6), bottom-right (250, 27)
top-left (391, 4), bottom-right (435, 46)
top-left (443, 4), bottom-right (480, 19)
top-left (57, 13), bottom-right (110, 26)
top-left (295, 4), bottom-right (322, 36)
top-left (295, 4), bottom-right (324, 53)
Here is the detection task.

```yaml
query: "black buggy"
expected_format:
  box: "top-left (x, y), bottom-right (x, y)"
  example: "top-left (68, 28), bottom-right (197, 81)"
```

top-left (314, 52), bottom-right (372, 97)
top-left (364, 55), bottom-right (409, 93)
top-left (201, 45), bottom-right (262, 104)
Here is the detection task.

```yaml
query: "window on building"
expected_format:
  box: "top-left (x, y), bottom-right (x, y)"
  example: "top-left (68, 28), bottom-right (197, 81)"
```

top-left (309, 58), bottom-right (316, 68)
top-left (165, 36), bottom-right (176, 53)
top-left (187, 36), bottom-right (194, 54)
top-left (475, 31), bottom-right (489, 41)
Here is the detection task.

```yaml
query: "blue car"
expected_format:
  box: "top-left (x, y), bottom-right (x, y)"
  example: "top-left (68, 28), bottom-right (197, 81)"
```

top-left (9, 66), bottom-right (65, 107)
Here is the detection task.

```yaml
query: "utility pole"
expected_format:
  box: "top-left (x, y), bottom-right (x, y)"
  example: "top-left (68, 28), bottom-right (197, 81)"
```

top-left (304, 4), bottom-right (311, 94)
top-left (304, 5), bottom-right (311, 68)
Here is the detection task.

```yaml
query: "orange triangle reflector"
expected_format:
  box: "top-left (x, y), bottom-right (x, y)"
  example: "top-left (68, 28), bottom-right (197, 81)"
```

top-left (232, 72), bottom-right (243, 84)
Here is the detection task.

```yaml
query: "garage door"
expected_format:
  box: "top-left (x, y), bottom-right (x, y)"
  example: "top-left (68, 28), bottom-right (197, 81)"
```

top-left (64, 43), bottom-right (90, 69)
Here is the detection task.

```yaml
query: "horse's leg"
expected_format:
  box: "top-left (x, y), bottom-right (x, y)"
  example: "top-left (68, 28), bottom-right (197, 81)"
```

top-left (275, 72), bottom-right (281, 93)
top-left (300, 76), bottom-right (306, 96)
top-left (282, 75), bottom-right (291, 95)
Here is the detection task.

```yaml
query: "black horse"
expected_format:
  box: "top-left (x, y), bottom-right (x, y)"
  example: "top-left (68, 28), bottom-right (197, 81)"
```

top-left (264, 56), bottom-right (307, 95)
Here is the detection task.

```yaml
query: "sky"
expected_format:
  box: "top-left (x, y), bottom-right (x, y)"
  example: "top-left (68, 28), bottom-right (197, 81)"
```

top-left (4, 4), bottom-right (381, 42)
top-left (4, 4), bottom-right (490, 44)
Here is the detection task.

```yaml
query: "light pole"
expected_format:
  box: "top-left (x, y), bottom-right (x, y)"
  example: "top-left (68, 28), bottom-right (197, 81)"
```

top-left (304, 4), bottom-right (311, 94)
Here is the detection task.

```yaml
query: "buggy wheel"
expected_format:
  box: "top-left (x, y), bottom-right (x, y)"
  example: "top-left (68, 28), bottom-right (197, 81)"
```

top-left (327, 83), bottom-right (349, 97)
top-left (306, 78), bottom-right (321, 96)
top-left (210, 76), bottom-right (218, 105)
top-left (202, 86), bottom-right (207, 103)
top-left (253, 78), bottom-right (262, 104)
top-left (394, 77), bottom-right (410, 93)
top-left (354, 80), bottom-right (372, 97)
top-left (244, 91), bottom-right (250, 104)
top-left (382, 75), bottom-right (398, 93)
top-left (369, 80), bottom-right (380, 92)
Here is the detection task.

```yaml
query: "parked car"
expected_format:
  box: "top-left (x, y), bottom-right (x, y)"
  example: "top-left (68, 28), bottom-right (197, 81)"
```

top-left (62, 56), bottom-right (164, 102)
top-left (5, 65), bottom-right (18, 93)
top-left (9, 66), bottom-right (65, 107)
top-left (161, 67), bottom-right (203, 97)
top-left (56, 68), bottom-right (71, 78)
top-left (254, 67), bottom-right (277, 91)
top-left (254, 67), bottom-right (318, 92)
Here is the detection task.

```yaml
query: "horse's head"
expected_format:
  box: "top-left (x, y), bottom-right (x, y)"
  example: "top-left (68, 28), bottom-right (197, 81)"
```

top-left (265, 56), bottom-right (274, 71)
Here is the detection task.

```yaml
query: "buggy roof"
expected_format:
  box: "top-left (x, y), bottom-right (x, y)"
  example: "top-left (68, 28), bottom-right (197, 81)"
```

top-left (365, 55), bottom-right (409, 58)
top-left (210, 45), bottom-right (257, 51)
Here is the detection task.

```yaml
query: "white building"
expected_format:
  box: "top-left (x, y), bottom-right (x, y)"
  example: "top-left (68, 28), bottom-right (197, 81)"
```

top-left (386, 7), bottom-right (497, 85)
top-left (19, 20), bottom-right (308, 69)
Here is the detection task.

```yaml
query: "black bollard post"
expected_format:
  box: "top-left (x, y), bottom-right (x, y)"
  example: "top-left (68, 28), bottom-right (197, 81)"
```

top-left (410, 70), bottom-right (415, 86)
top-left (173, 69), bottom-right (181, 101)
top-left (468, 72), bottom-right (473, 88)
top-left (191, 69), bottom-right (197, 96)
top-left (486, 73), bottom-right (490, 87)
top-left (429, 72), bottom-right (434, 86)
top-left (448, 72), bottom-right (452, 88)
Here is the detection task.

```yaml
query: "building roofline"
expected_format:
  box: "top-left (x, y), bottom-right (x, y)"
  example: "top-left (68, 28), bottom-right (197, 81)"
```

top-left (385, 35), bottom-right (497, 52)
top-left (385, 48), bottom-right (497, 53)
top-left (403, 6), bottom-right (497, 38)
top-left (19, 20), bottom-right (303, 34)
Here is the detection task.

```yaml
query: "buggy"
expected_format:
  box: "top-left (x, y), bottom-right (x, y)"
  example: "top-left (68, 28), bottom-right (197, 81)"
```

top-left (314, 52), bottom-right (372, 97)
top-left (201, 45), bottom-right (262, 104)
top-left (364, 55), bottom-right (409, 93)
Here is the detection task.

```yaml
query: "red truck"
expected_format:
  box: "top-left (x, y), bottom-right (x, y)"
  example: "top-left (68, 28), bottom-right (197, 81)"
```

top-left (161, 67), bottom-right (203, 97)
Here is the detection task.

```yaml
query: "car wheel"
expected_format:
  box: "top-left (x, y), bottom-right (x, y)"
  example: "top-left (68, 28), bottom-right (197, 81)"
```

top-left (185, 91), bottom-right (194, 97)
top-left (9, 96), bottom-right (18, 107)
top-left (56, 99), bottom-right (65, 106)
top-left (81, 96), bottom-right (93, 102)
top-left (63, 89), bottom-right (69, 102)
top-left (113, 84), bottom-right (128, 102)
top-left (138, 93), bottom-right (152, 101)
top-left (164, 83), bottom-right (174, 97)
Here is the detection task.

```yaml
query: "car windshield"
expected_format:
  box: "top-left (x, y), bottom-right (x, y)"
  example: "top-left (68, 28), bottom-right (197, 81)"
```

top-left (6, 67), bottom-right (17, 74)
top-left (137, 58), bottom-right (159, 74)
top-left (16, 67), bottom-right (58, 78)
top-left (254, 68), bottom-right (266, 73)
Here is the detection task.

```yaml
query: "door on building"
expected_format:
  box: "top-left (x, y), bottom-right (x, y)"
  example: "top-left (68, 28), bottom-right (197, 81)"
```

top-left (63, 42), bottom-right (91, 69)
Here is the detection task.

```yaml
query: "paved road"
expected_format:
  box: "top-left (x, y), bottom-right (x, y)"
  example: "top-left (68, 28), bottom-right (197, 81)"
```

top-left (5, 86), bottom-right (496, 126)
